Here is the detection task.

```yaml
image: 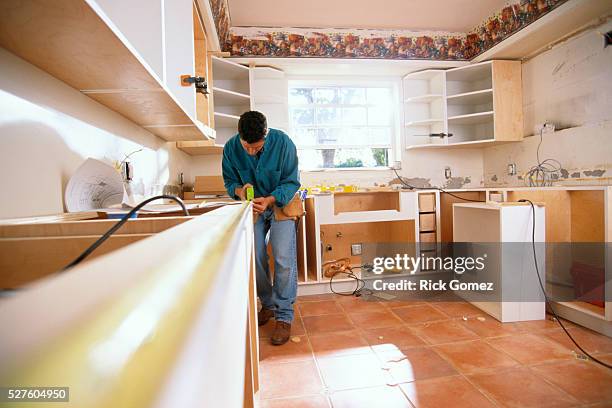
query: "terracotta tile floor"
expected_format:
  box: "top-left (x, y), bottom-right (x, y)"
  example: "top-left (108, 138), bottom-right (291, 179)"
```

top-left (258, 294), bottom-right (612, 407)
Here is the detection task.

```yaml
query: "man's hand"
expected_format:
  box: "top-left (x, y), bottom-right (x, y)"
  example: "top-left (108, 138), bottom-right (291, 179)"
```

top-left (235, 183), bottom-right (253, 201)
top-left (252, 196), bottom-right (275, 214)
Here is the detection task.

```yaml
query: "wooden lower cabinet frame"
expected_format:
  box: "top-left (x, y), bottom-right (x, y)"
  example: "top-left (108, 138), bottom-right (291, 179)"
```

top-left (301, 187), bottom-right (611, 336)
top-left (0, 204), bottom-right (259, 407)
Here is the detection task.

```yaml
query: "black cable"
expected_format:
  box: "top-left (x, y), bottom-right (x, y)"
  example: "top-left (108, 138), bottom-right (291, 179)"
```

top-left (524, 127), bottom-right (562, 187)
top-left (392, 168), bottom-right (485, 203)
top-left (519, 198), bottom-right (611, 370)
top-left (328, 266), bottom-right (371, 297)
top-left (62, 195), bottom-right (190, 271)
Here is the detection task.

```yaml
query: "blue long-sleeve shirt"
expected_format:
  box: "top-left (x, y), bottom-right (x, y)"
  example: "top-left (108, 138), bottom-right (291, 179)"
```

top-left (222, 128), bottom-right (300, 207)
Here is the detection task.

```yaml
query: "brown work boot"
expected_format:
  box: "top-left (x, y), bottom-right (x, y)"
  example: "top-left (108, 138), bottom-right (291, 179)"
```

top-left (258, 308), bottom-right (274, 326)
top-left (271, 321), bottom-right (291, 345)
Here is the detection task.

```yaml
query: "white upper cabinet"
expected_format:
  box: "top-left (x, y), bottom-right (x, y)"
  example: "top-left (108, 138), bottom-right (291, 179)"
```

top-left (93, 0), bottom-right (165, 81)
top-left (403, 60), bottom-right (523, 149)
top-left (163, 0), bottom-right (197, 120)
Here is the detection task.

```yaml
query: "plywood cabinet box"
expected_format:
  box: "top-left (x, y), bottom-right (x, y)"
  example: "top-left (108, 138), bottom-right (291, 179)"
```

top-left (0, 205), bottom-right (260, 407)
top-left (411, 186), bottom-right (611, 336)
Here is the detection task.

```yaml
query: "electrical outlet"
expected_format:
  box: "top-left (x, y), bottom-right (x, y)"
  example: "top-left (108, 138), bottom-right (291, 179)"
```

top-left (351, 243), bottom-right (362, 256)
top-left (444, 166), bottom-right (452, 179)
top-left (535, 122), bottom-right (556, 135)
top-left (391, 161), bottom-right (402, 170)
top-left (507, 163), bottom-right (517, 176)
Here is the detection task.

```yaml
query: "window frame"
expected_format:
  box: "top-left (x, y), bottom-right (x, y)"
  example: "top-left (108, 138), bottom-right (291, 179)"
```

top-left (286, 77), bottom-right (401, 171)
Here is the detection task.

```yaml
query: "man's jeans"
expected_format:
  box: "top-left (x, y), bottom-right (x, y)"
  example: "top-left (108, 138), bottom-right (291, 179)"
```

top-left (254, 208), bottom-right (297, 323)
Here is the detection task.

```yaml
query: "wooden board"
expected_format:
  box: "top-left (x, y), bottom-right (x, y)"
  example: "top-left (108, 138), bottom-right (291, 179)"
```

top-left (333, 191), bottom-right (400, 214)
top-left (492, 60), bottom-right (523, 142)
top-left (439, 191), bottom-right (486, 242)
top-left (570, 190), bottom-right (605, 242)
top-left (0, 217), bottom-right (191, 238)
top-left (0, 212), bottom-right (101, 225)
top-left (419, 213), bottom-right (436, 232)
top-left (305, 198), bottom-right (318, 282)
top-left (0, 234), bottom-right (150, 288)
top-left (177, 140), bottom-right (223, 156)
top-left (84, 91), bottom-right (196, 126)
top-left (195, 175), bottom-right (226, 194)
top-left (506, 190), bottom-right (572, 242)
top-left (320, 220), bottom-right (415, 266)
top-left (193, 3), bottom-right (211, 127)
top-left (418, 193), bottom-right (436, 212)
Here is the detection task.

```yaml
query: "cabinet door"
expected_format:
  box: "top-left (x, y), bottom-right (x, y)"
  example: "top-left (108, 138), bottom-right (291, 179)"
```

top-left (93, 0), bottom-right (164, 80)
top-left (164, 0), bottom-right (196, 119)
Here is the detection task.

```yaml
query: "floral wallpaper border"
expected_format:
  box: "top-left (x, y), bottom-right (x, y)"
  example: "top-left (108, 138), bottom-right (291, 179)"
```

top-left (210, 0), bottom-right (570, 60)
top-left (208, 0), bottom-right (231, 49)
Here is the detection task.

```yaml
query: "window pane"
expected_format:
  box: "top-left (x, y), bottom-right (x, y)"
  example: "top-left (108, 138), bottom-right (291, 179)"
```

top-left (369, 128), bottom-right (392, 145)
top-left (290, 108), bottom-right (314, 125)
top-left (368, 107), bottom-right (390, 126)
top-left (292, 128), bottom-right (317, 145)
top-left (289, 88), bottom-right (314, 104)
top-left (297, 149), bottom-right (324, 169)
top-left (367, 88), bottom-right (391, 105)
top-left (313, 88), bottom-right (338, 104)
top-left (316, 107), bottom-right (341, 124)
top-left (288, 84), bottom-right (394, 169)
top-left (297, 148), bottom-right (390, 169)
top-left (316, 128), bottom-right (342, 145)
top-left (340, 128), bottom-right (368, 145)
top-left (341, 107), bottom-right (367, 125)
top-left (339, 88), bottom-right (366, 104)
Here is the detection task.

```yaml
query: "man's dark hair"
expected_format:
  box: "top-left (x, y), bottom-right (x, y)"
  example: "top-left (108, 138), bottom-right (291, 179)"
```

top-left (238, 111), bottom-right (267, 143)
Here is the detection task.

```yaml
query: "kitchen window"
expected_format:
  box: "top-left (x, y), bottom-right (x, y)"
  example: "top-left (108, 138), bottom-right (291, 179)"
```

top-left (288, 83), bottom-right (394, 169)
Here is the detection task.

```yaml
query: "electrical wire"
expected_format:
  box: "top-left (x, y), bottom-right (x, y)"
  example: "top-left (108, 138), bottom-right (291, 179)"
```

top-left (62, 195), bottom-right (190, 271)
top-left (524, 127), bottom-right (562, 187)
top-left (328, 265), bottom-right (372, 297)
top-left (392, 167), bottom-right (485, 203)
top-left (519, 198), bottom-right (611, 370)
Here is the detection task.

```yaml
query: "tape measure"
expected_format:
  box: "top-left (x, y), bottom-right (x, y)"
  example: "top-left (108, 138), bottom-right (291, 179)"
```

top-left (246, 186), bottom-right (254, 201)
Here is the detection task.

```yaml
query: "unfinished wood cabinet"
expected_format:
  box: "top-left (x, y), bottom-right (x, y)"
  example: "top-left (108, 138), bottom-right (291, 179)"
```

top-left (405, 60), bottom-right (523, 149)
top-left (0, 204), bottom-right (259, 407)
top-left (0, 0), bottom-right (215, 141)
top-left (0, 217), bottom-right (191, 288)
top-left (300, 191), bottom-right (418, 294)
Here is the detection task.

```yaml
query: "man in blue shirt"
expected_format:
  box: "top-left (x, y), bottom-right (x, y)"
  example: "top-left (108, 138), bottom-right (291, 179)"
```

top-left (222, 111), bottom-right (300, 345)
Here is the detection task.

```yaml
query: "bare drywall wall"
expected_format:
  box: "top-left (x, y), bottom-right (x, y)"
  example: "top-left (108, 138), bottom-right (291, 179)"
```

top-left (0, 48), bottom-right (192, 219)
top-left (484, 20), bottom-right (612, 187)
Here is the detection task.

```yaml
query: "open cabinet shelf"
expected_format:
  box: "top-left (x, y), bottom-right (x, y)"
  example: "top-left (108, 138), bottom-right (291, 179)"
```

top-left (214, 112), bottom-right (240, 127)
top-left (0, 0), bottom-right (214, 142)
top-left (404, 60), bottom-right (522, 149)
top-left (448, 111), bottom-right (494, 125)
top-left (210, 56), bottom-right (252, 146)
top-left (176, 140), bottom-right (223, 155)
top-left (406, 119), bottom-right (445, 126)
top-left (446, 89), bottom-right (493, 105)
top-left (404, 94), bottom-right (443, 103)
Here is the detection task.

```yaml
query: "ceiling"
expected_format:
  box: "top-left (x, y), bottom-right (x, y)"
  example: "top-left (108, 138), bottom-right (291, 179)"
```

top-left (227, 0), bottom-right (508, 32)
